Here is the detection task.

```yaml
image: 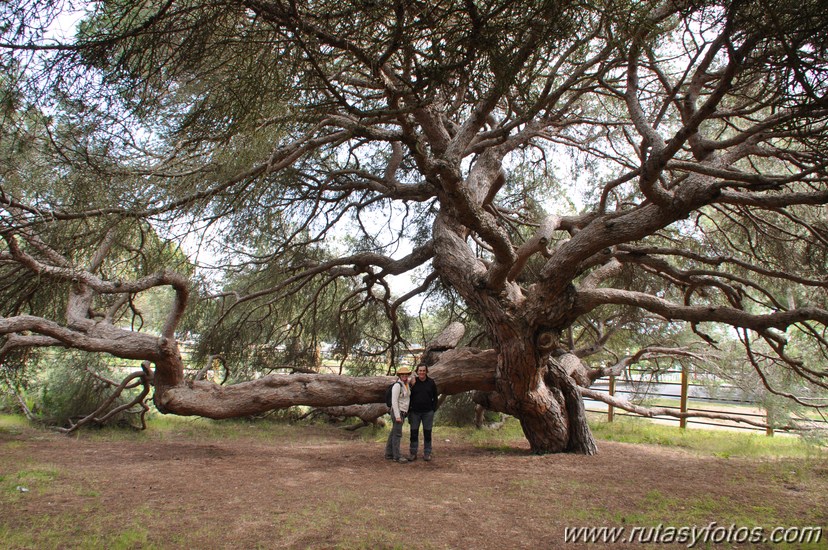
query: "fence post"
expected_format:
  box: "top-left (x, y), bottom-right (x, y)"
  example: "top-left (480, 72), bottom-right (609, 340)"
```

top-left (679, 365), bottom-right (689, 429)
top-left (766, 409), bottom-right (774, 437)
top-left (608, 375), bottom-right (615, 423)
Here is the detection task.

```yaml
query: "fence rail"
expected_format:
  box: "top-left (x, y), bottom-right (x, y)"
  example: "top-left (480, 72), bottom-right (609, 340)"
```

top-left (584, 366), bottom-right (827, 435)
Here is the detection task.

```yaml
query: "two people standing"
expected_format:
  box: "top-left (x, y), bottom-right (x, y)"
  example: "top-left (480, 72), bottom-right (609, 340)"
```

top-left (384, 364), bottom-right (439, 463)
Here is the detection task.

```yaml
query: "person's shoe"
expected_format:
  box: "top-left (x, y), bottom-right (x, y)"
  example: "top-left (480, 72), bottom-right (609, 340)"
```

top-left (385, 455), bottom-right (394, 460)
top-left (423, 453), bottom-right (432, 461)
top-left (396, 457), bottom-right (409, 463)
top-left (407, 454), bottom-right (417, 461)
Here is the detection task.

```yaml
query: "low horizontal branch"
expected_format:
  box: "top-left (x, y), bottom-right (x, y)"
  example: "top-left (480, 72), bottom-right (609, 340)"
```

top-left (156, 348), bottom-right (497, 418)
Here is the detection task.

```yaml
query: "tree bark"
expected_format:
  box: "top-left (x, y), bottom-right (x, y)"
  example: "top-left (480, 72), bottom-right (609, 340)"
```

top-left (432, 212), bottom-right (597, 454)
top-left (420, 321), bottom-right (466, 366)
top-left (482, 324), bottom-right (596, 455)
top-left (155, 348), bottom-right (497, 418)
top-left (546, 359), bottom-right (598, 454)
top-left (317, 403), bottom-right (388, 426)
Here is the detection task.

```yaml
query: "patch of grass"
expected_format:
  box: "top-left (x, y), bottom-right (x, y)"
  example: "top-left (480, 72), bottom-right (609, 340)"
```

top-left (413, 414), bottom-right (824, 460)
top-left (588, 416), bottom-right (822, 459)
top-left (75, 487), bottom-right (101, 498)
top-left (505, 478), bottom-right (541, 496)
top-left (0, 413), bottom-right (30, 434)
top-left (14, 467), bottom-right (59, 483)
top-left (334, 537), bottom-right (423, 550)
top-left (591, 490), bottom-right (795, 528)
top-left (0, 515), bottom-right (159, 550)
top-left (107, 527), bottom-right (157, 550)
top-left (0, 488), bottom-right (157, 548)
top-left (1, 440), bottom-right (26, 451)
top-left (78, 414), bottom-right (348, 445)
top-left (466, 417), bottom-right (526, 450)
top-left (1, 465), bottom-right (59, 496)
top-left (270, 487), bottom-right (421, 549)
top-left (755, 458), bottom-right (828, 494)
top-left (0, 511), bottom-right (77, 548)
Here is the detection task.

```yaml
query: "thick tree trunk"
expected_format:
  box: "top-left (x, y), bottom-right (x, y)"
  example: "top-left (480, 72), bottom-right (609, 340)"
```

top-left (545, 359), bottom-right (598, 454)
top-left (499, 371), bottom-right (596, 455)
top-left (432, 213), bottom-right (596, 454)
top-left (515, 399), bottom-right (570, 454)
top-left (487, 328), bottom-right (597, 455)
top-left (476, 369), bottom-right (595, 454)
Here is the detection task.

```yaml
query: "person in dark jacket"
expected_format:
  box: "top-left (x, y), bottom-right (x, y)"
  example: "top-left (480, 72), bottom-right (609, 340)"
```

top-left (407, 364), bottom-right (438, 461)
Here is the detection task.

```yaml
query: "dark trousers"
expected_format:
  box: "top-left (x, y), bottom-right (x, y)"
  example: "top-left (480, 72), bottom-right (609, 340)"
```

top-left (384, 413), bottom-right (406, 459)
top-left (409, 410), bottom-right (434, 456)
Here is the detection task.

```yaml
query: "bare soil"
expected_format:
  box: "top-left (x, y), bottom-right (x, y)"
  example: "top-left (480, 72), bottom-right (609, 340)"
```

top-left (2, 422), bottom-right (826, 549)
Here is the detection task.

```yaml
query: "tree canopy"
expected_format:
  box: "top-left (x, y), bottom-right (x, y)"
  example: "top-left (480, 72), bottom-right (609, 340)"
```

top-left (1, 0), bottom-right (827, 453)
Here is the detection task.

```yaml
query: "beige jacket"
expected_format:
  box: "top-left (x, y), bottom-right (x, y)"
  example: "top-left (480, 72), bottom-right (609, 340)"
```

top-left (391, 378), bottom-right (411, 420)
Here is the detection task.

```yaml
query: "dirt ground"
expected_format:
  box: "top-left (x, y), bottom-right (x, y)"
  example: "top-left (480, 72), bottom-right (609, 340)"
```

top-left (2, 422), bottom-right (827, 549)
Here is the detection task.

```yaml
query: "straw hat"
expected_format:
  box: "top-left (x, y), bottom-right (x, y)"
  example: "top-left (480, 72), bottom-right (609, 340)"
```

top-left (396, 366), bottom-right (412, 375)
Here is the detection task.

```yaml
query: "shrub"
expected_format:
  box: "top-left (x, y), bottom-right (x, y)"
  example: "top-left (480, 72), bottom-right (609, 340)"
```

top-left (436, 392), bottom-right (500, 427)
top-left (35, 351), bottom-right (146, 429)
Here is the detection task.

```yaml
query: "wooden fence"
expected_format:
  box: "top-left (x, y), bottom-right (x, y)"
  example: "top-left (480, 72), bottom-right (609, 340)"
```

top-left (583, 365), bottom-right (827, 435)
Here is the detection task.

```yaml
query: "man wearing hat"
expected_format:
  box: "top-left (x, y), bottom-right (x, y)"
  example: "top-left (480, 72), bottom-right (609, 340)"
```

top-left (384, 366), bottom-right (412, 463)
